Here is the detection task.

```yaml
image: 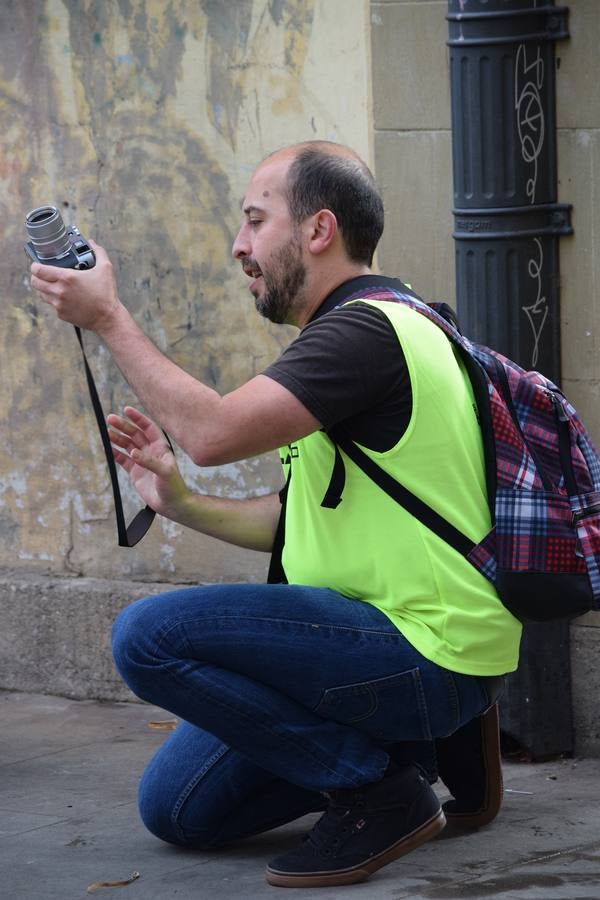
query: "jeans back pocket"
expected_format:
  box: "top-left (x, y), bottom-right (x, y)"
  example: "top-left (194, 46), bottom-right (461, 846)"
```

top-left (313, 667), bottom-right (432, 743)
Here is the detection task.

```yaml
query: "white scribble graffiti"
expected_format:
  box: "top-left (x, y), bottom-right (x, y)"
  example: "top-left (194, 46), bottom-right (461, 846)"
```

top-left (515, 43), bottom-right (545, 205)
top-left (522, 237), bottom-right (547, 368)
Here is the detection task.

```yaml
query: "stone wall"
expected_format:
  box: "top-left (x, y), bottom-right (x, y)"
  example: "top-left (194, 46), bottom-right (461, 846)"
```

top-left (1, 0), bottom-right (371, 585)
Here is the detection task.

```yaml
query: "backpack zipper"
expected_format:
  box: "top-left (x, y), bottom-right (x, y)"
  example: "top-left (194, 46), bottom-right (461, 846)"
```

top-left (545, 388), bottom-right (570, 422)
top-left (572, 503), bottom-right (600, 523)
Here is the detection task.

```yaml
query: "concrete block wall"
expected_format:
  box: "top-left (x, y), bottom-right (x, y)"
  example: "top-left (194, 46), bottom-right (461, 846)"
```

top-left (0, 571), bottom-right (171, 702)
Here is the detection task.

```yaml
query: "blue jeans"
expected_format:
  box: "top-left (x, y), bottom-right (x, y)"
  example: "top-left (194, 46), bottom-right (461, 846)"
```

top-left (111, 583), bottom-right (493, 848)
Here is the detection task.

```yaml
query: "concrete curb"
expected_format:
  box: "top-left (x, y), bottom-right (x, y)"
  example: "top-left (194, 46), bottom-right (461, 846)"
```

top-left (0, 571), bottom-right (189, 701)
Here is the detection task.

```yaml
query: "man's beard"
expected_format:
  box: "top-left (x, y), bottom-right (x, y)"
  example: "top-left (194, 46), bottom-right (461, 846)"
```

top-left (254, 239), bottom-right (307, 325)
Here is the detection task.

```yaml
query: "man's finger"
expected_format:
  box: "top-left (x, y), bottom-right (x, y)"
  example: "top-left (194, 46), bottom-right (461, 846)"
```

top-left (108, 425), bottom-right (138, 453)
top-left (30, 262), bottom-right (63, 283)
top-left (123, 406), bottom-right (164, 442)
top-left (107, 415), bottom-right (143, 443)
top-left (130, 448), bottom-right (170, 477)
top-left (111, 446), bottom-right (134, 473)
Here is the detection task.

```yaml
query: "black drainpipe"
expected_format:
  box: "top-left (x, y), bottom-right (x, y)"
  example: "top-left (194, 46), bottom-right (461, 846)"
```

top-left (447, 1), bottom-right (573, 759)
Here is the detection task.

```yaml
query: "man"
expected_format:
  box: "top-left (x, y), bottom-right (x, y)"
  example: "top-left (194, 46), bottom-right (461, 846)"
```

top-left (31, 141), bottom-right (521, 888)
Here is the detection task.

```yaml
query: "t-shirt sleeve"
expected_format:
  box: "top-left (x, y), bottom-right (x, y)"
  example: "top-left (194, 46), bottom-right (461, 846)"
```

top-left (262, 303), bottom-right (411, 443)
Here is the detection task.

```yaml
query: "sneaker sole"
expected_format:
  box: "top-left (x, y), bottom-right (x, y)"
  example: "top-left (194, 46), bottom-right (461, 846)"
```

top-left (265, 808), bottom-right (446, 888)
top-left (443, 703), bottom-right (503, 830)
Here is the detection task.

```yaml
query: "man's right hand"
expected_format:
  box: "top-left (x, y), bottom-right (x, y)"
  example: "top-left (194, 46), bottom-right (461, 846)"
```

top-left (31, 240), bottom-right (122, 334)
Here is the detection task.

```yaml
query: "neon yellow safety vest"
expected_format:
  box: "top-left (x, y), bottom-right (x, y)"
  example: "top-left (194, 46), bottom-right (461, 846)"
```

top-left (280, 299), bottom-right (521, 676)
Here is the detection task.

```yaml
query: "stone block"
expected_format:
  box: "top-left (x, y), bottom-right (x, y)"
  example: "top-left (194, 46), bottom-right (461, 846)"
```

top-left (556, 0), bottom-right (600, 130)
top-left (0, 571), bottom-right (192, 701)
top-left (375, 129), bottom-right (455, 304)
top-left (557, 129), bottom-right (600, 385)
top-left (570, 621), bottom-right (600, 757)
top-left (371, 1), bottom-right (450, 131)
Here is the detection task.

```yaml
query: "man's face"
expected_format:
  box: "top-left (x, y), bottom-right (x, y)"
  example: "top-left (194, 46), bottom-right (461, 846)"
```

top-left (232, 154), bottom-right (308, 326)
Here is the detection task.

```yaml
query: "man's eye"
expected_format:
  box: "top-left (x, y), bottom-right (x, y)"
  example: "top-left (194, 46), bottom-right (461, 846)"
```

top-left (248, 219), bottom-right (261, 227)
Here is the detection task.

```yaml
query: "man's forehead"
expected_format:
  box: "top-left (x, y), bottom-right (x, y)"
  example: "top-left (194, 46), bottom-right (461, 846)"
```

top-left (241, 155), bottom-right (291, 210)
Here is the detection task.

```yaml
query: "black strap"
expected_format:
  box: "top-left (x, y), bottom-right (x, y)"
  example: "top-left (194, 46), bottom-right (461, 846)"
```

top-left (331, 434), bottom-right (476, 558)
top-left (267, 471), bottom-right (290, 584)
top-left (75, 326), bottom-right (157, 547)
top-left (320, 442), bottom-right (346, 509)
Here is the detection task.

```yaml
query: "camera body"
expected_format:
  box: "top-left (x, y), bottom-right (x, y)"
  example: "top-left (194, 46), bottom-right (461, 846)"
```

top-left (25, 205), bottom-right (96, 270)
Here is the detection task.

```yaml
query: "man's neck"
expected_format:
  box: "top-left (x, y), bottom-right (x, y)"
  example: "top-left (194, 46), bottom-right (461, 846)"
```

top-left (294, 264), bottom-right (372, 328)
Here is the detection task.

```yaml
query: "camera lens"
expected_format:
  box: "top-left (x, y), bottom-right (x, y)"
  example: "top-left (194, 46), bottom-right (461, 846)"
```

top-left (30, 209), bottom-right (55, 224)
top-left (25, 205), bottom-right (72, 260)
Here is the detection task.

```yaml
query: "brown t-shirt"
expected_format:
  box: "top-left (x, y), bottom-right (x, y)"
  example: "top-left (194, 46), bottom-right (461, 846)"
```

top-left (263, 276), bottom-right (416, 452)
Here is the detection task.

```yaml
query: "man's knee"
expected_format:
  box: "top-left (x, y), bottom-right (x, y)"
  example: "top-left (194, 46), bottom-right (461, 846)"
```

top-left (111, 595), bottom-right (164, 696)
top-left (138, 759), bottom-right (225, 850)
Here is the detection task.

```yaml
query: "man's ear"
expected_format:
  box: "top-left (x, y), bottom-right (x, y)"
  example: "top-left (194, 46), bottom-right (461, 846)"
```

top-left (307, 209), bottom-right (338, 255)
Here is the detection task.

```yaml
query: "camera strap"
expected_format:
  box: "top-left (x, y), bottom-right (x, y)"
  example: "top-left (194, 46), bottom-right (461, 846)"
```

top-left (75, 326), bottom-right (159, 547)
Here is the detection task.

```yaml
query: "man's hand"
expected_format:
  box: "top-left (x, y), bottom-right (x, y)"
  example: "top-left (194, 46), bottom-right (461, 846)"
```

top-left (30, 240), bottom-right (122, 333)
top-left (108, 405), bottom-right (282, 551)
top-left (108, 406), bottom-right (189, 520)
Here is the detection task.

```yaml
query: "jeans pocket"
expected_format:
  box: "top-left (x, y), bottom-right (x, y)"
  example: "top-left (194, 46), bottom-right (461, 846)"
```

top-left (313, 668), bottom-right (432, 742)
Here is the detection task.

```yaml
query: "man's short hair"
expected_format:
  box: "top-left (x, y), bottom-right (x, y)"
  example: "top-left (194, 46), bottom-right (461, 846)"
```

top-left (284, 143), bottom-right (384, 266)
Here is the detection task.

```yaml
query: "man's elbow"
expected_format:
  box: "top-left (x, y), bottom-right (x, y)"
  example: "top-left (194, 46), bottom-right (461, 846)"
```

top-left (187, 436), bottom-right (232, 468)
top-left (188, 444), bottom-right (219, 468)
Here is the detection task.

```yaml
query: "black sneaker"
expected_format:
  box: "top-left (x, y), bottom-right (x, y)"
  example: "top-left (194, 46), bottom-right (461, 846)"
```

top-left (265, 764), bottom-right (445, 887)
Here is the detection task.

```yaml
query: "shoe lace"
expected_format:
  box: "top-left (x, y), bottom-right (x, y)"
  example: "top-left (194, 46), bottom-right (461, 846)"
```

top-left (305, 791), bottom-right (366, 855)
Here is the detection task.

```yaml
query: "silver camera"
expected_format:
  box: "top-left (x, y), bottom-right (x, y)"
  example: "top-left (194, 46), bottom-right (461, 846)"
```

top-left (24, 205), bottom-right (96, 269)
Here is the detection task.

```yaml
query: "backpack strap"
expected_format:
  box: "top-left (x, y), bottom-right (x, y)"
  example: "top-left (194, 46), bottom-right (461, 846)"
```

top-left (267, 470), bottom-right (291, 584)
top-left (321, 286), bottom-right (490, 557)
top-left (329, 431), bottom-right (475, 558)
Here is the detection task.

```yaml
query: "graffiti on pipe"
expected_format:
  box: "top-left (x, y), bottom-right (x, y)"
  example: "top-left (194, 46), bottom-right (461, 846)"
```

top-left (515, 44), bottom-right (545, 205)
top-left (522, 237), bottom-right (548, 369)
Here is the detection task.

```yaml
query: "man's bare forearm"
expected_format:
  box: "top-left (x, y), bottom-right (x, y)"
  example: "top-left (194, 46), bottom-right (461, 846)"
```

top-left (165, 489), bottom-right (282, 553)
top-left (98, 303), bottom-right (223, 460)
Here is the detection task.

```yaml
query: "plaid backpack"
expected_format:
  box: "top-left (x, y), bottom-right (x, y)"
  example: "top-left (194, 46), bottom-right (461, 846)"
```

top-left (330, 284), bottom-right (600, 623)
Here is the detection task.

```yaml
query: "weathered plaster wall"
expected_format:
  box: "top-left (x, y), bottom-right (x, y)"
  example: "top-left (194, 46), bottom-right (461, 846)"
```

top-left (1, 0), bottom-right (371, 585)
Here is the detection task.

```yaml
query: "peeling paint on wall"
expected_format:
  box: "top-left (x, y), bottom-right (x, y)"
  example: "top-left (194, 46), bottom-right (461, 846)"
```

top-left (0, 0), bottom-right (370, 582)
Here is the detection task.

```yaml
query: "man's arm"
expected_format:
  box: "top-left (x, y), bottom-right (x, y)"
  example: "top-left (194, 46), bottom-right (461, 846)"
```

top-left (31, 243), bottom-right (321, 465)
top-left (166, 490), bottom-right (282, 552)
top-left (107, 407), bottom-right (282, 552)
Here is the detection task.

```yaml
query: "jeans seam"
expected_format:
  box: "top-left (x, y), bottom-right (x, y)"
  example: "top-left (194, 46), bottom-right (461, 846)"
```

top-left (444, 670), bottom-right (461, 733)
top-left (413, 668), bottom-right (433, 742)
top-left (153, 616), bottom-right (402, 663)
top-left (171, 743), bottom-right (230, 839)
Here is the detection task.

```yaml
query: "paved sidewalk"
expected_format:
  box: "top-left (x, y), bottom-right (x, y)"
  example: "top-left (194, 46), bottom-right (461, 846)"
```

top-left (1, 690), bottom-right (599, 900)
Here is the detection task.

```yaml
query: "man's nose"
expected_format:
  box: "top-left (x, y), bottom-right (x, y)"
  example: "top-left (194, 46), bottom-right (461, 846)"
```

top-left (231, 225), bottom-right (249, 260)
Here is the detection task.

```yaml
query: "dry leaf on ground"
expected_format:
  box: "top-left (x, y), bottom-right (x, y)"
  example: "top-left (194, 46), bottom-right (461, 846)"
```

top-left (87, 871), bottom-right (140, 892)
